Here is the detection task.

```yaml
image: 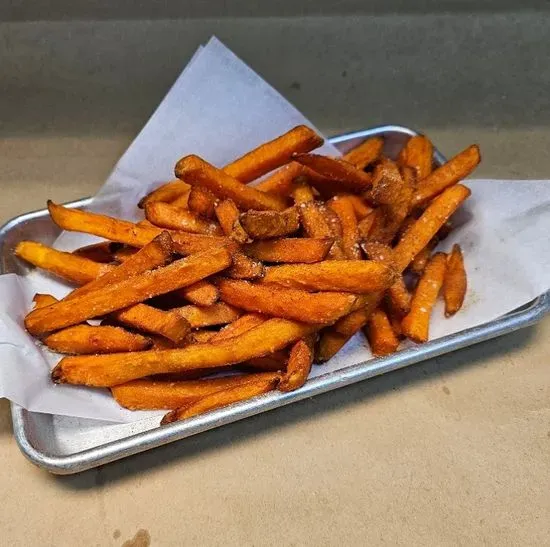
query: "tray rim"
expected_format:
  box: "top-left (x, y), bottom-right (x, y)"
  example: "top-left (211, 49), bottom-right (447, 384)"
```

top-left (2, 124), bottom-right (549, 474)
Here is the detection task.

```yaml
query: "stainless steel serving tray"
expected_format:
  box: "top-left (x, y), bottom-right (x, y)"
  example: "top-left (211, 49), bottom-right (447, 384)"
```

top-left (2, 125), bottom-right (549, 474)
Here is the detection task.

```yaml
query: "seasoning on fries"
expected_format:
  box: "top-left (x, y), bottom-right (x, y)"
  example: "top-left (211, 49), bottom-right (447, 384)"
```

top-left (16, 126), bottom-right (478, 424)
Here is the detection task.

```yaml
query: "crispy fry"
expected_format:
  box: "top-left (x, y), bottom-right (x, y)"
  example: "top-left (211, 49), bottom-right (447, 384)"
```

top-left (224, 125), bottom-right (323, 183)
top-left (175, 155), bottom-right (287, 211)
top-left (188, 330), bottom-right (217, 344)
top-left (138, 180), bottom-right (190, 209)
top-left (412, 145), bottom-right (480, 207)
top-left (112, 304), bottom-right (191, 344)
top-left (255, 162), bottom-right (304, 196)
top-left (244, 238), bottom-right (333, 263)
top-left (357, 211), bottom-right (377, 241)
top-left (177, 280), bottom-right (219, 306)
top-left (227, 252), bottom-right (265, 280)
top-left (111, 245), bottom-right (138, 262)
top-left (52, 318), bottom-right (315, 387)
top-left (219, 278), bottom-right (357, 324)
top-left (72, 242), bottom-right (115, 263)
top-left (145, 202), bottom-right (222, 235)
top-left (315, 329), bottom-right (351, 362)
top-left (210, 313), bottom-right (267, 343)
top-left (343, 136), bottom-right (384, 170)
top-left (398, 135), bottom-right (433, 181)
top-left (444, 244), bottom-right (467, 316)
top-left (176, 303), bottom-right (242, 328)
top-left (32, 293), bottom-right (58, 309)
top-left (170, 189), bottom-right (191, 209)
top-left (215, 200), bottom-right (250, 243)
top-left (240, 207), bottom-right (300, 239)
top-left (291, 178), bottom-right (316, 204)
top-left (328, 196), bottom-right (361, 259)
top-left (299, 202), bottom-right (345, 259)
top-left (402, 253), bottom-right (447, 343)
top-left (387, 276), bottom-right (412, 316)
top-left (409, 244), bottom-right (434, 275)
top-left (187, 186), bottom-right (218, 218)
top-left (364, 308), bottom-right (399, 356)
top-left (261, 260), bottom-right (394, 293)
top-left (25, 247), bottom-right (232, 336)
top-left (161, 372), bottom-right (281, 424)
top-left (332, 293), bottom-right (382, 336)
top-left (393, 185), bottom-right (471, 272)
top-left (241, 351), bottom-right (287, 372)
top-left (15, 241), bottom-right (114, 285)
top-left (293, 153), bottom-right (373, 193)
top-left (279, 336), bottom-right (314, 391)
top-left (112, 373), bottom-right (278, 411)
top-left (44, 325), bottom-right (152, 354)
top-left (344, 194), bottom-right (373, 220)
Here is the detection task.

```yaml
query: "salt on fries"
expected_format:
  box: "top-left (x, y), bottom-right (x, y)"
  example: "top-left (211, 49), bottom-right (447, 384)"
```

top-left (15, 126), bottom-right (479, 424)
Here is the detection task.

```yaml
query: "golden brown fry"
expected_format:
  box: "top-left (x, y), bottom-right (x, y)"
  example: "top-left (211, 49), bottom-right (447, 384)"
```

top-left (412, 145), bottom-right (480, 207)
top-left (175, 155), bottom-right (287, 211)
top-left (444, 244), bottom-right (467, 316)
top-left (170, 189), bottom-right (191, 209)
top-left (402, 253), bottom-right (447, 343)
top-left (44, 325), bottom-right (152, 354)
top-left (138, 180), bottom-right (190, 209)
top-left (328, 196), bottom-right (361, 259)
top-left (255, 162), bottom-right (304, 196)
top-left (244, 237), bottom-right (333, 264)
top-left (177, 280), bottom-right (219, 306)
top-left (241, 351), bottom-right (287, 372)
top-left (52, 318), bottom-right (315, 387)
top-left (214, 200), bottom-right (250, 244)
top-left (299, 201), bottom-right (345, 259)
top-left (398, 135), bottom-right (433, 181)
top-left (357, 211), bottom-right (377, 241)
top-left (343, 136), bottom-right (384, 170)
top-left (387, 276), bottom-right (412, 317)
top-left (291, 177), bottom-right (316, 204)
top-left (188, 330), bottom-right (217, 344)
top-left (279, 336), bottom-right (314, 391)
top-left (161, 372), bottom-right (281, 423)
top-left (25, 247), bottom-right (232, 336)
top-left (364, 308), bottom-right (400, 356)
top-left (145, 201), bottom-right (222, 235)
top-left (240, 207), bottom-right (300, 239)
top-left (112, 373), bottom-right (278, 411)
top-left (344, 194), bottom-right (373, 220)
top-left (111, 245), bottom-right (138, 262)
top-left (187, 186), bottom-right (218, 218)
top-left (293, 153), bottom-right (373, 193)
top-left (32, 293), bottom-right (58, 309)
top-left (332, 293), bottom-right (382, 336)
top-left (176, 302), bottom-right (242, 328)
top-left (409, 244), bottom-right (434, 275)
top-left (218, 279), bottom-right (357, 324)
top-left (224, 125), bottom-right (323, 183)
top-left (227, 252), bottom-right (265, 280)
top-left (315, 329), bottom-right (351, 362)
top-left (72, 242), bottom-right (115, 263)
top-left (15, 241), bottom-right (114, 285)
top-left (261, 260), bottom-right (394, 293)
top-left (210, 313), bottom-right (267, 343)
top-left (113, 304), bottom-right (191, 344)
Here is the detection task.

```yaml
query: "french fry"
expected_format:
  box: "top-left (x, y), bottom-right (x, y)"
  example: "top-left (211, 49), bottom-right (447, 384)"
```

top-left (145, 201), bottom-right (222, 235)
top-left (357, 211), bottom-right (377, 240)
top-left (170, 189), bottom-right (191, 209)
top-left (175, 155), bottom-right (288, 211)
top-left (291, 178), bottom-right (316, 204)
top-left (187, 330), bottom-right (216, 344)
top-left (32, 293), bottom-right (58, 309)
top-left (112, 304), bottom-right (191, 344)
top-left (409, 244), bottom-right (434, 275)
top-left (293, 154), bottom-right (373, 193)
top-left (111, 245), bottom-right (138, 263)
top-left (398, 135), bottom-right (433, 181)
top-left (401, 253), bottom-right (447, 343)
top-left (138, 180), bottom-right (190, 209)
top-left (187, 187), bottom-right (218, 218)
top-left (387, 276), bottom-right (412, 317)
top-left (44, 325), bottom-right (152, 354)
top-left (279, 336), bottom-right (314, 391)
top-left (52, 318), bottom-right (315, 387)
top-left (241, 351), bottom-right (287, 372)
top-left (412, 145), bottom-right (480, 207)
top-left (261, 260), bottom-right (395, 293)
top-left (299, 202), bottom-right (345, 259)
top-left (209, 313), bottom-right (267, 343)
top-left (328, 196), bottom-right (361, 259)
top-left (161, 372), bottom-right (281, 424)
top-left (244, 238), bottom-right (333, 263)
top-left (176, 302), bottom-right (242, 328)
top-left (177, 280), bottom-right (219, 306)
top-left (443, 244), bottom-right (467, 316)
top-left (344, 194), bottom-right (373, 220)
top-left (25, 247), bottom-right (232, 336)
top-left (393, 184), bottom-right (471, 272)
top-left (214, 200), bottom-right (250, 244)
top-left (315, 329), bottom-right (351, 362)
top-left (15, 241), bottom-right (114, 285)
top-left (364, 308), bottom-right (399, 356)
top-left (227, 252), bottom-right (265, 280)
top-left (223, 125), bottom-right (323, 183)
top-left (112, 373), bottom-right (278, 411)
top-left (218, 278), bottom-right (357, 324)
top-left (255, 162), bottom-right (304, 196)
top-left (72, 242), bottom-right (116, 263)
top-left (240, 207), bottom-right (300, 239)
top-left (343, 136), bottom-right (384, 170)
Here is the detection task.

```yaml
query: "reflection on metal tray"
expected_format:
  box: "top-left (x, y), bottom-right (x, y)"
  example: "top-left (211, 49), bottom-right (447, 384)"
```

top-left (1, 125), bottom-right (548, 474)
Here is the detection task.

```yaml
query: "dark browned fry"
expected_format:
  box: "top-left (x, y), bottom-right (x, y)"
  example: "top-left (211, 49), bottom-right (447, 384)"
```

top-left (227, 252), bottom-right (265, 280)
top-left (72, 242), bottom-right (116, 263)
top-left (279, 335), bottom-right (315, 391)
top-left (187, 186), bottom-right (219, 218)
top-left (240, 207), bottom-right (300, 239)
top-left (215, 200), bottom-right (250, 243)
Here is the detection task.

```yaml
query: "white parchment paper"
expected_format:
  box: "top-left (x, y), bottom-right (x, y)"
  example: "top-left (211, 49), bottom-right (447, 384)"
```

top-left (0, 37), bottom-right (549, 422)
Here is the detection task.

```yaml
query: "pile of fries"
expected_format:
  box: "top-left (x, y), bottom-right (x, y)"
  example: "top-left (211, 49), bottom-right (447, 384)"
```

top-left (15, 125), bottom-right (479, 424)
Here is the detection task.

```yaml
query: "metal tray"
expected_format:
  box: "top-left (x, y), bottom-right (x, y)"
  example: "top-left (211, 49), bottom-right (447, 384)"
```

top-left (2, 125), bottom-right (549, 474)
